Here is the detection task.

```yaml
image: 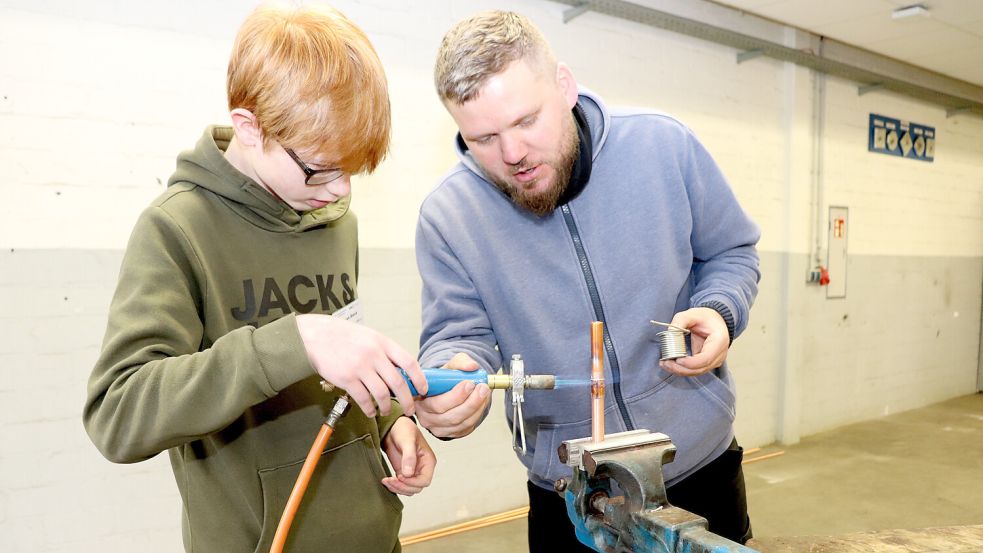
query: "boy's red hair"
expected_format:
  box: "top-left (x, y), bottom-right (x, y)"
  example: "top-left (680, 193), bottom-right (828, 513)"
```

top-left (228, 4), bottom-right (390, 173)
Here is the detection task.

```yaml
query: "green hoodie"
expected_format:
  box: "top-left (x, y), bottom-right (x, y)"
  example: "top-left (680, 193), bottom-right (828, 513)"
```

top-left (84, 126), bottom-right (405, 552)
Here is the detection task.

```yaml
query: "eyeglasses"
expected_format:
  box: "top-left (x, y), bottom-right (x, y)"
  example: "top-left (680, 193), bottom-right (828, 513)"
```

top-left (284, 148), bottom-right (345, 186)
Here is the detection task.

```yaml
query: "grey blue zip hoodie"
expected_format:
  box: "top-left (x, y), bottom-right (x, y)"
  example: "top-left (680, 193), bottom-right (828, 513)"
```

top-left (84, 126), bottom-right (405, 552)
top-left (416, 89), bottom-right (760, 490)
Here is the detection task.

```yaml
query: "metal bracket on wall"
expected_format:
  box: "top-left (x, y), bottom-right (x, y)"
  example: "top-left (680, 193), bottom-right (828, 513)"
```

top-left (858, 83), bottom-right (884, 96)
top-left (563, 1), bottom-right (592, 23)
top-left (736, 49), bottom-right (764, 64)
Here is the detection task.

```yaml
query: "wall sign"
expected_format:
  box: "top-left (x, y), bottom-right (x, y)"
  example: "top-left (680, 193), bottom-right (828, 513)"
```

top-left (868, 113), bottom-right (934, 162)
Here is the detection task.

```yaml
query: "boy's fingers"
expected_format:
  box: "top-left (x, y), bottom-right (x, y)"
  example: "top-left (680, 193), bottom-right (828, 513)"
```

top-left (399, 362), bottom-right (428, 397)
top-left (383, 338), bottom-right (428, 395)
top-left (382, 477), bottom-right (423, 496)
top-left (346, 382), bottom-right (376, 417)
top-left (379, 365), bottom-right (415, 416)
top-left (399, 438), bottom-right (418, 477)
top-left (363, 372), bottom-right (392, 417)
top-left (408, 450), bottom-right (435, 486)
top-left (383, 475), bottom-right (424, 495)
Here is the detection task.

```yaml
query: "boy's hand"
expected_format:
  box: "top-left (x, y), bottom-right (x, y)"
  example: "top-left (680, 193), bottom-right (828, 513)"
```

top-left (295, 314), bottom-right (427, 417)
top-left (381, 417), bottom-right (436, 496)
top-left (415, 353), bottom-right (491, 438)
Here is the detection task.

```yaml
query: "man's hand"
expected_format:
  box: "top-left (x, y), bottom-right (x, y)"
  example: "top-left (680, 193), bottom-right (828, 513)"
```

top-left (659, 307), bottom-right (729, 377)
top-left (415, 353), bottom-right (491, 438)
top-left (381, 417), bottom-right (436, 496)
top-left (296, 314), bottom-right (428, 417)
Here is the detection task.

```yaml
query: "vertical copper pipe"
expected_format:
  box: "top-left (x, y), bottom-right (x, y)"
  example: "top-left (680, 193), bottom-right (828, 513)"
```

top-left (590, 321), bottom-right (605, 443)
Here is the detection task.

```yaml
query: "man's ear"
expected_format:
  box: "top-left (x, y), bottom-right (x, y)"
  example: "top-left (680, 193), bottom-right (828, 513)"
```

top-left (556, 63), bottom-right (579, 109)
top-left (230, 108), bottom-right (263, 148)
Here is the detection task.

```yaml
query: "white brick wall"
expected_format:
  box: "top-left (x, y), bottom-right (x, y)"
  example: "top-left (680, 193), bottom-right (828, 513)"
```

top-left (0, 249), bottom-right (184, 552)
top-left (2, 0), bottom-right (981, 551)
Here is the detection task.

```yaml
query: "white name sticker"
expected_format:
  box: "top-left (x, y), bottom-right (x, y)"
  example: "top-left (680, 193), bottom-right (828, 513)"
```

top-left (332, 298), bottom-right (364, 324)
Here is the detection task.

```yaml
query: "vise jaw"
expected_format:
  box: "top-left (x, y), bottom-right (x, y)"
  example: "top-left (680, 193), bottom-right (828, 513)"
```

top-left (555, 430), bottom-right (757, 553)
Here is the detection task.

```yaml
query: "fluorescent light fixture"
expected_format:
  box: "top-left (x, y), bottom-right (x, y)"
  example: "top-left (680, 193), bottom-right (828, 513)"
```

top-left (892, 4), bottom-right (930, 19)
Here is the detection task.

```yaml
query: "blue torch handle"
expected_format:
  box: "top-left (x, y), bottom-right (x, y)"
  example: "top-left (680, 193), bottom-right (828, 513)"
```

top-left (400, 368), bottom-right (489, 397)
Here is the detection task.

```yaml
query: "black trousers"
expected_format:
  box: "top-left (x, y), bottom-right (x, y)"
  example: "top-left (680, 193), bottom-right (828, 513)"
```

top-left (527, 440), bottom-right (752, 552)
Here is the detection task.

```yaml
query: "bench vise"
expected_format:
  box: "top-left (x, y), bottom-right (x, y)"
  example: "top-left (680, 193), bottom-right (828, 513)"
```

top-left (555, 429), bottom-right (758, 553)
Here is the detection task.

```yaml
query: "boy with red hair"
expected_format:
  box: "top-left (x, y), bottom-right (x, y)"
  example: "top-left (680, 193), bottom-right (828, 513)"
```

top-left (85, 5), bottom-right (433, 551)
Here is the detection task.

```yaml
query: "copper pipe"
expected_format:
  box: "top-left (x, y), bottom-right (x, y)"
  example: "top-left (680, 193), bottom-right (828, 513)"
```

top-left (742, 451), bottom-right (786, 465)
top-left (400, 507), bottom-right (530, 546)
top-left (590, 321), bottom-right (605, 443)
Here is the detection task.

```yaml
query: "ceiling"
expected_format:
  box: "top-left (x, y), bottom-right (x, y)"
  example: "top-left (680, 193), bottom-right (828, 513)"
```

top-left (712, 0), bottom-right (983, 87)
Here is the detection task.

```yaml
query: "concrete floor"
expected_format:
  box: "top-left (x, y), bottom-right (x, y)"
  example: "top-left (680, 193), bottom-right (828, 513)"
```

top-left (403, 393), bottom-right (983, 552)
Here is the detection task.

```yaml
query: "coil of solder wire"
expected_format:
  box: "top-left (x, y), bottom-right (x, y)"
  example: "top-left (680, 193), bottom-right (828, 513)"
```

top-left (656, 329), bottom-right (688, 360)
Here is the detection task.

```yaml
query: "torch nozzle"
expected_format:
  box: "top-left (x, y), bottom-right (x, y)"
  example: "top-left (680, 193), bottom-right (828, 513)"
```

top-left (524, 375), bottom-right (556, 389)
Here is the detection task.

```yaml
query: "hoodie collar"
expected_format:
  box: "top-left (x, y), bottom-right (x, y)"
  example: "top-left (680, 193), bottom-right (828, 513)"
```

top-left (169, 126), bottom-right (350, 233)
top-left (554, 102), bottom-right (593, 206)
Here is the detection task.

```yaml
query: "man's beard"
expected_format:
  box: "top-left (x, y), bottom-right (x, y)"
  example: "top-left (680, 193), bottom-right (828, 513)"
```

top-left (488, 116), bottom-right (579, 217)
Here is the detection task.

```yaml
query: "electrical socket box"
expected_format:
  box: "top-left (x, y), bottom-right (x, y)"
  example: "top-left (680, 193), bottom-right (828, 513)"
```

top-left (826, 206), bottom-right (848, 299)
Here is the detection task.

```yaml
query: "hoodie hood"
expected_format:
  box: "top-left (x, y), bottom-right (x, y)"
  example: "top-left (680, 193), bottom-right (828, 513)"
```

top-left (168, 126), bottom-right (350, 232)
top-left (452, 87), bottom-right (610, 184)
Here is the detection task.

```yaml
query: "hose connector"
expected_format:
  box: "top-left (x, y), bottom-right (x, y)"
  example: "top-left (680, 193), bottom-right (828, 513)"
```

top-left (325, 396), bottom-right (349, 428)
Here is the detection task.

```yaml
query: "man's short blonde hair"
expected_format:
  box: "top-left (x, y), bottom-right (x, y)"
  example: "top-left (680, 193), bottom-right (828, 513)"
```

top-left (228, 3), bottom-right (390, 173)
top-left (434, 11), bottom-right (556, 105)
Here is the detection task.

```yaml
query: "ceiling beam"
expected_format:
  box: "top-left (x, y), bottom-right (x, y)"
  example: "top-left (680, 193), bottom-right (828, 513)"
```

top-left (553, 0), bottom-right (983, 118)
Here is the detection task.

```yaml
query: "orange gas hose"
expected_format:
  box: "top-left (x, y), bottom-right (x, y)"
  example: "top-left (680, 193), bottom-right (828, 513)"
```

top-left (270, 395), bottom-right (348, 553)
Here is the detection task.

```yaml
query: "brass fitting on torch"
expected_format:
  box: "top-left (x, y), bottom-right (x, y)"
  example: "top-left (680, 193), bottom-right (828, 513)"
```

top-left (486, 374), bottom-right (511, 389)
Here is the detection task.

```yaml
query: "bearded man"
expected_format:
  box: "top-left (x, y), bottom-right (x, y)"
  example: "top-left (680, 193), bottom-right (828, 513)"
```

top-left (414, 10), bottom-right (761, 552)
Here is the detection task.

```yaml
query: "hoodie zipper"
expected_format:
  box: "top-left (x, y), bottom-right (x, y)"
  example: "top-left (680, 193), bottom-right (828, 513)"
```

top-left (560, 204), bottom-right (635, 431)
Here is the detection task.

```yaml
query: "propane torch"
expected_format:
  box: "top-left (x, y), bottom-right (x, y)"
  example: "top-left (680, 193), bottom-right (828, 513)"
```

top-left (399, 354), bottom-right (556, 454)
